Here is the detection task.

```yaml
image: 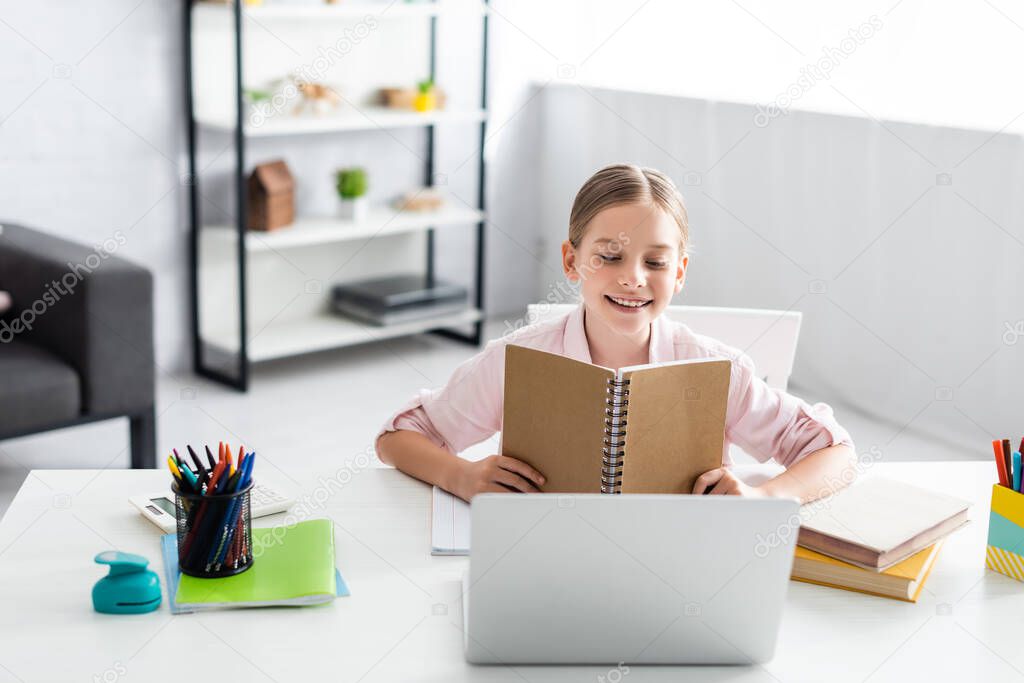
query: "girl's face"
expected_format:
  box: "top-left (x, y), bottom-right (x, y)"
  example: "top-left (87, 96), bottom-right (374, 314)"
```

top-left (561, 202), bottom-right (688, 337)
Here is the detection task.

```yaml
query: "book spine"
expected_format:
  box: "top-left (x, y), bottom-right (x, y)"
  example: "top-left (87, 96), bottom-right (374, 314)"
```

top-left (602, 376), bottom-right (629, 494)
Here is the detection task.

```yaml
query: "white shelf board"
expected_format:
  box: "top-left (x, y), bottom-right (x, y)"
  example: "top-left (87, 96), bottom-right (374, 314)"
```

top-left (195, 2), bottom-right (488, 20)
top-left (204, 307), bottom-right (482, 361)
top-left (205, 205), bottom-right (484, 251)
top-left (197, 107), bottom-right (487, 137)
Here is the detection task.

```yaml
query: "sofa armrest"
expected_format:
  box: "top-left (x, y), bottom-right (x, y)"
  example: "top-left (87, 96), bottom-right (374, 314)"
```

top-left (0, 222), bottom-right (154, 416)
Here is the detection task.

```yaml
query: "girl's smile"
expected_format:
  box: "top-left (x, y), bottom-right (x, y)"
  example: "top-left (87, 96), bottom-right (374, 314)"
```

top-left (604, 293), bottom-right (653, 312)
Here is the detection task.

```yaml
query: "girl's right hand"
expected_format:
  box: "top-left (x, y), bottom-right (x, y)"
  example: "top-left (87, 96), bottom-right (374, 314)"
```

top-left (453, 455), bottom-right (546, 501)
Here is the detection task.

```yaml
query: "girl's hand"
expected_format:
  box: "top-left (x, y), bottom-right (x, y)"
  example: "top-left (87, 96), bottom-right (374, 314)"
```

top-left (453, 455), bottom-right (546, 502)
top-left (691, 467), bottom-right (765, 497)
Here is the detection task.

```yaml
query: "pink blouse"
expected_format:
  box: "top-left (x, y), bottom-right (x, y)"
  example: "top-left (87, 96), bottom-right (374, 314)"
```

top-left (376, 302), bottom-right (854, 467)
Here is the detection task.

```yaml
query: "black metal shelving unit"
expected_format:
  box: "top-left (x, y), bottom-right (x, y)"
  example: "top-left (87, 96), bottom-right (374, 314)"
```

top-left (184, 0), bottom-right (488, 391)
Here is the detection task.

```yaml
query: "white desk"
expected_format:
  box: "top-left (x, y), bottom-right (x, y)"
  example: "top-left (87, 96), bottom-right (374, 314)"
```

top-left (0, 462), bottom-right (1022, 682)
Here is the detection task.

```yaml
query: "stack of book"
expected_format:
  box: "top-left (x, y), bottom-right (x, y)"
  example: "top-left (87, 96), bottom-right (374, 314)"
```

top-left (331, 274), bottom-right (468, 327)
top-left (791, 477), bottom-right (970, 602)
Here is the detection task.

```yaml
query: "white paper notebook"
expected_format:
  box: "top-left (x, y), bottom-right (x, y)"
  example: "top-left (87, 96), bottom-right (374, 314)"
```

top-left (431, 486), bottom-right (470, 556)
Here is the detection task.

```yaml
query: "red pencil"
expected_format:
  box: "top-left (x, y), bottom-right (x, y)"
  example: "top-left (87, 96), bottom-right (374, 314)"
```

top-left (994, 439), bottom-right (1010, 487)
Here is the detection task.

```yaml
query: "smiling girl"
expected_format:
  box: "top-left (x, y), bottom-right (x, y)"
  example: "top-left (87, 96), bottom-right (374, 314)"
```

top-left (375, 163), bottom-right (856, 503)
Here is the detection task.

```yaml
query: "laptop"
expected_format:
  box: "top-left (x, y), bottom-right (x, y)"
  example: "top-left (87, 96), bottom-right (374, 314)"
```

top-left (462, 493), bottom-right (800, 664)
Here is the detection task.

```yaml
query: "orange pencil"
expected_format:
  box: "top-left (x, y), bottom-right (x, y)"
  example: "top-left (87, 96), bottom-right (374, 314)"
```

top-left (994, 439), bottom-right (1010, 487)
top-left (207, 459), bottom-right (227, 494)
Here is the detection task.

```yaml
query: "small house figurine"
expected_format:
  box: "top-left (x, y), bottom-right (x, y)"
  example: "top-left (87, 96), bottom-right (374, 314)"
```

top-left (248, 160), bottom-right (295, 231)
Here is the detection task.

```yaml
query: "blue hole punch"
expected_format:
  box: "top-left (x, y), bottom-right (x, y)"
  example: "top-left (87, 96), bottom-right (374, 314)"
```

top-left (92, 551), bottom-right (162, 614)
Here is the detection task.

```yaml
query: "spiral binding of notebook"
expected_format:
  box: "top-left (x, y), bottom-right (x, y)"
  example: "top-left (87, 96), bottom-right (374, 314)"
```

top-left (601, 376), bottom-right (630, 494)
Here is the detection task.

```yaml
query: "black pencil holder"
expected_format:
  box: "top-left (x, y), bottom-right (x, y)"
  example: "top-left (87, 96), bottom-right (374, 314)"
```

top-left (173, 480), bottom-right (254, 578)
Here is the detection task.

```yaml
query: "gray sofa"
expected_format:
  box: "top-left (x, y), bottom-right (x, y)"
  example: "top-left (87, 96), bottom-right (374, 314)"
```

top-left (0, 223), bottom-right (155, 468)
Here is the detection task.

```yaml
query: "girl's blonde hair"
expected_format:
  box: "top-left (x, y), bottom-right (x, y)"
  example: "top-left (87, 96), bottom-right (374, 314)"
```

top-left (568, 163), bottom-right (689, 254)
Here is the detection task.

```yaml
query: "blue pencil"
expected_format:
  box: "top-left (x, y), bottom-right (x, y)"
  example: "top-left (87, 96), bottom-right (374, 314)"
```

top-left (1014, 451), bottom-right (1022, 493)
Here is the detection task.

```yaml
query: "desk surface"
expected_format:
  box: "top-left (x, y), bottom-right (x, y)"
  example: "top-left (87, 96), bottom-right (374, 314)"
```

top-left (0, 462), bottom-right (1021, 682)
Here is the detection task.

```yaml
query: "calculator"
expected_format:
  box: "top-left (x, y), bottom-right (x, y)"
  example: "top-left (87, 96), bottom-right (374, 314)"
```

top-left (129, 483), bottom-right (295, 533)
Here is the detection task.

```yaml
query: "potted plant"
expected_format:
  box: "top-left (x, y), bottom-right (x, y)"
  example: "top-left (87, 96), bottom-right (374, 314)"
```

top-left (336, 167), bottom-right (368, 221)
top-left (414, 78), bottom-right (436, 112)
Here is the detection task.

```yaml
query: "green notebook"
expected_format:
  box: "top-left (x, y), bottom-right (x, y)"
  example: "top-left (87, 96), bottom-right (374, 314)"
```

top-left (176, 519), bottom-right (338, 608)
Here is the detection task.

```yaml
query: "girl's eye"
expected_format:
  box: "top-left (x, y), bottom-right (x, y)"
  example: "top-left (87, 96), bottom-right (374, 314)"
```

top-left (598, 254), bottom-right (666, 267)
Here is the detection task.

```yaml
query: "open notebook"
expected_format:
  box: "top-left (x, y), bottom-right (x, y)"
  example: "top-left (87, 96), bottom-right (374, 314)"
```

top-left (502, 345), bottom-right (732, 494)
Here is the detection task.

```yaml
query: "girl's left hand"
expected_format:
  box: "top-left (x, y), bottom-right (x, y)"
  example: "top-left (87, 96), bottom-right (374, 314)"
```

top-left (692, 467), bottom-right (765, 497)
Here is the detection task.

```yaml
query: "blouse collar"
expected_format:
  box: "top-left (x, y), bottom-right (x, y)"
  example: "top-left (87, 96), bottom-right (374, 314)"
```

top-left (562, 300), bottom-right (674, 366)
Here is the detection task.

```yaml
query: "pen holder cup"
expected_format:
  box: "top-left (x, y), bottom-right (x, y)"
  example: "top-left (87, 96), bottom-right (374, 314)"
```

top-left (986, 484), bottom-right (1024, 582)
top-left (173, 480), bottom-right (254, 578)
